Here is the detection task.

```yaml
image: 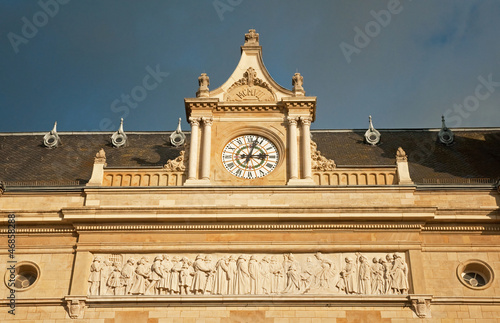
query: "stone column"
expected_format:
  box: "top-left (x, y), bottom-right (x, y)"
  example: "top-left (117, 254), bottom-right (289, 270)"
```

top-left (287, 117), bottom-right (299, 180)
top-left (187, 118), bottom-right (200, 180)
top-left (301, 117), bottom-right (312, 180)
top-left (200, 117), bottom-right (213, 180)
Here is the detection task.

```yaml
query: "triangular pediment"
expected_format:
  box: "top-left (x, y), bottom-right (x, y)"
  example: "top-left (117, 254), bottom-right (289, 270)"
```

top-left (209, 30), bottom-right (293, 102)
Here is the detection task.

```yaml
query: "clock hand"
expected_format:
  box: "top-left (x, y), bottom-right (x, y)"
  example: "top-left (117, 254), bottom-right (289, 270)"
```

top-left (245, 139), bottom-right (259, 164)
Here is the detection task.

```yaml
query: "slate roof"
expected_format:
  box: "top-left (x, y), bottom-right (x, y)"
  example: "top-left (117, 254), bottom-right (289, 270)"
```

top-left (0, 129), bottom-right (499, 186)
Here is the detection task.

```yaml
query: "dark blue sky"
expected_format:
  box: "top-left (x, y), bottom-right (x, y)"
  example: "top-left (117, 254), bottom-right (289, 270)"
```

top-left (1, 0), bottom-right (499, 132)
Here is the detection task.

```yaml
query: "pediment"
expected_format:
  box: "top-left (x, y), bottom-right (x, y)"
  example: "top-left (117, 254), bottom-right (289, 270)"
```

top-left (208, 30), bottom-right (293, 102)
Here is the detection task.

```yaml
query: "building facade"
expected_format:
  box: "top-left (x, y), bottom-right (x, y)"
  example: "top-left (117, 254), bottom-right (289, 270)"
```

top-left (1, 30), bottom-right (500, 322)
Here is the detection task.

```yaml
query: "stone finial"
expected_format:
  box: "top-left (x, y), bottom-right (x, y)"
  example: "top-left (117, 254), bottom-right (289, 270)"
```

top-left (43, 121), bottom-right (62, 148)
top-left (87, 148), bottom-right (107, 186)
top-left (292, 72), bottom-right (305, 96)
top-left (196, 73), bottom-right (210, 98)
top-left (438, 115), bottom-right (454, 145)
top-left (170, 118), bottom-right (186, 147)
top-left (244, 29), bottom-right (259, 46)
top-left (396, 147), bottom-right (407, 161)
top-left (94, 148), bottom-right (106, 164)
top-left (364, 116), bottom-right (381, 145)
top-left (395, 146), bottom-right (413, 185)
top-left (111, 118), bottom-right (127, 148)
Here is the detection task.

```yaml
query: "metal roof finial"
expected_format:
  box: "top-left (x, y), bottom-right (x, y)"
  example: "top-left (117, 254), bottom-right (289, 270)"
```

top-left (365, 115), bottom-right (381, 145)
top-left (111, 118), bottom-right (127, 148)
top-left (43, 121), bottom-right (62, 148)
top-left (170, 118), bottom-right (186, 147)
top-left (438, 115), bottom-right (454, 145)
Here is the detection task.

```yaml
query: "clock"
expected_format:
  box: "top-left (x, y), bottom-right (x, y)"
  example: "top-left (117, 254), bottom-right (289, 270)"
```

top-left (222, 135), bottom-right (279, 179)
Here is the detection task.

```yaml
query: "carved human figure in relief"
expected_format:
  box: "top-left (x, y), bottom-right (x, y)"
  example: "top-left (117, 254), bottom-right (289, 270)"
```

top-left (191, 254), bottom-right (211, 295)
top-left (204, 255), bottom-right (216, 295)
top-left (313, 252), bottom-right (336, 291)
top-left (248, 255), bottom-right (260, 294)
top-left (148, 256), bottom-right (164, 295)
top-left (391, 254), bottom-right (409, 294)
top-left (169, 256), bottom-right (182, 295)
top-left (121, 258), bottom-right (136, 295)
top-left (88, 256), bottom-right (103, 296)
top-left (259, 256), bottom-right (271, 295)
top-left (300, 257), bottom-right (316, 293)
top-left (227, 255), bottom-right (237, 294)
top-left (338, 257), bottom-right (358, 294)
top-left (99, 260), bottom-right (113, 295)
top-left (214, 256), bottom-right (230, 295)
top-left (383, 254), bottom-right (394, 294)
top-left (130, 257), bottom-right (151, 295)
top-left (180, 257), bottom-right (194, 295)
top-left (270, 256), bottom-right (284, 294)
top-left (107, 262), bottom-right (124, 295)
top-left (371, 258), bottom-right (385, 295)
top-left (357, 253), bottom-right (371, 295)
top-left (283, 253), bottom-right (301, 294)
top-left (158, 255), bottom-right (172, 295)
top-left (236, 255), bottom-right (250, 295)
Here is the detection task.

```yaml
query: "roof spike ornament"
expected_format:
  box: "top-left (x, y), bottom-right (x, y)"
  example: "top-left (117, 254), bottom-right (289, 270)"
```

top-left (292, 72), bottom-right (305, 96)
top-left (170, 118), bottom-right (186, 147)
top-left (364, 115), bottom-right (381, 145)
top-left (43, 121), bottom-right (62, 148)
top-left (196, 73), bottom-right (210, 98)
top-left (438, 115), bottom-right (454, 145)
top-left (111, 118), bottom-right (127, 148)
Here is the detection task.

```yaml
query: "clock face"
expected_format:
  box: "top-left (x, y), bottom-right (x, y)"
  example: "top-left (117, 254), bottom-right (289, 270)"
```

top-left (222, 135), bottom-right (279, 179)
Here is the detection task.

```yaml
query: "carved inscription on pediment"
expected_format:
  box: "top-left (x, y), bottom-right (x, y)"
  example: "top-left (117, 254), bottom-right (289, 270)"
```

top-left (225, 67), bottom-right (275, 102)
top-left (88, 252), bottom-right (409, 297)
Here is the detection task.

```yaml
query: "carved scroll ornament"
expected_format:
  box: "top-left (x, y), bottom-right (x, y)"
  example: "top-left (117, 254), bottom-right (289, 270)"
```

top-left (311, 140), bottom-right (336, 171)
top-left (88, 252), bottom-right (409, 297)
top-left (225, 67), bottom-right (275, 102)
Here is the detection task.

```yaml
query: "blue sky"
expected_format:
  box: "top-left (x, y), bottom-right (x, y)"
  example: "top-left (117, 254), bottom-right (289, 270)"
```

top-left (1, 0), bottom-right (499, 132)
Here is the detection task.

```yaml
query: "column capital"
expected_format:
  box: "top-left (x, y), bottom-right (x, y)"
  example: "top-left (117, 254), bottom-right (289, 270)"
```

top-left (189, 117), bottom-right (201, 127)
top-left (300, 116), bottom-right (312, 126)
top-left (287, 116), bottom-right (298, 126)
top-left (202, 117), bottom-right (214, 126)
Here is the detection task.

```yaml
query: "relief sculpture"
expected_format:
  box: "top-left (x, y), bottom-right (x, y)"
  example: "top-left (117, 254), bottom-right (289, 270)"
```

top-left (88, 252), bottom-right (409, 296)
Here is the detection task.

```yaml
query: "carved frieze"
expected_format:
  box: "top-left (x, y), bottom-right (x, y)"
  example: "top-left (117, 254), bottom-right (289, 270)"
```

top-left (225, 67), bottom-right (275, 102)
top-left (88, 252), bottom-right (409, 297)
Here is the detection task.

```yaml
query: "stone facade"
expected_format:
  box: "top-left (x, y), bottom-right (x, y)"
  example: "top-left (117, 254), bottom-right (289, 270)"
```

top-left (0, 30), bottom-right (499, 322)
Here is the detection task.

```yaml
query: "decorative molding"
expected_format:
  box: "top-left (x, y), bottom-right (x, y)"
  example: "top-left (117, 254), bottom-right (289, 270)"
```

top-left (311, 140), bottom-right (336, 171)
top-left (0, 228), bottom-right (75, 234)
top-left (75, 224), bottom-right (424, 232)
top-left (214, 105), bottom-right (282, 112)
top-left (224, 67), bottom-right (276, 102)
